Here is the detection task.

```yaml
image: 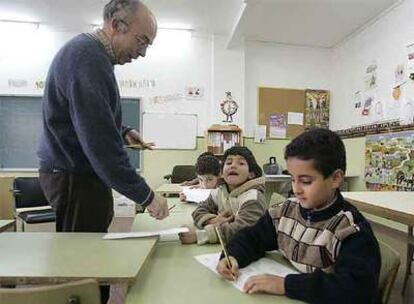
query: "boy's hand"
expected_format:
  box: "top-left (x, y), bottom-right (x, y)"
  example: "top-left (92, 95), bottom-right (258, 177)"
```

top-left (207, 211), bottom-right (234, 225)
top-left (179, 225), bottom-right (197, 244)
top-left (243, 275), bottom-right (285, 295)
top-left (179, 192), bottom-right (187, 201)
top-left (216, 256), bottom-right (239, 281)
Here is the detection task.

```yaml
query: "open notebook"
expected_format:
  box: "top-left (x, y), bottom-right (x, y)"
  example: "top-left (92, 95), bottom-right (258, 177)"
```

top-left (195, 252), bottom-right (298, 292)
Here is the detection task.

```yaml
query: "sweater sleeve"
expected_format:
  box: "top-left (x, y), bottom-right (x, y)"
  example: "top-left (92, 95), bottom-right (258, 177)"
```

top-left (226, 211), bottom-right (279, 267)
top-left (192, 194), bottom-right (218, 229)
top-left (284, 226), bottom-right (381, 304)
top-left (66, 51), bottom-right (154, 206)
top-left (204, 197), bottom-right (267, 244)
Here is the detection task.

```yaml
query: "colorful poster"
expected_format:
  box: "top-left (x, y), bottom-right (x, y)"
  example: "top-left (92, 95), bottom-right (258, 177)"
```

top-left (269, 114), bottom-right (287, 138)
top-left (304, 90), bottom-right (329, 128)
top-left (365, 131), bottom-right (414, 191)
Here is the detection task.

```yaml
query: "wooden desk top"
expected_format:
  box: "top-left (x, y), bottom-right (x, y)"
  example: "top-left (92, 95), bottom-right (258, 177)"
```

top-left (342, 191), bottom-right (414, 226)
top-left (0, 220), bottom-right (15, 232)
top-left (0, 232), bottom-right (157, 285)
top-left (126, 242), bottom-right (303, 304)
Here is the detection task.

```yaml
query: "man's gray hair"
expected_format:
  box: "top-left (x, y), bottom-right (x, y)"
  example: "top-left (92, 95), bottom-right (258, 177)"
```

top-left (103, 0), bottom-right (142, 32)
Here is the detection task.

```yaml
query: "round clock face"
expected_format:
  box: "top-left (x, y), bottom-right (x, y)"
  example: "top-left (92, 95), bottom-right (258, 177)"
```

top-left (221, 100), bottom-right (238, 115)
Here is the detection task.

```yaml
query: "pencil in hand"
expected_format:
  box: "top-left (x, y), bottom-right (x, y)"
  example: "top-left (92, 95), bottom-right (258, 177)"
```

top-left (215, 226), bottom-right (236, 280)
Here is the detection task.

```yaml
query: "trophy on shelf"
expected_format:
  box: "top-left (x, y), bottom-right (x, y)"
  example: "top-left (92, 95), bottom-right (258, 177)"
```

top-left (220, 92), bottom-right (238, 122)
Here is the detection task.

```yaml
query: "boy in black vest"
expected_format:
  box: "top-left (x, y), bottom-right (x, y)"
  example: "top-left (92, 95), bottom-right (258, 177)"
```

top-left (217, 128), bottom-right (381, 304)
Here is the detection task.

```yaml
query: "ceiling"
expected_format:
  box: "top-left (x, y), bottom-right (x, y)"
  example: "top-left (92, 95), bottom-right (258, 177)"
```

top-left (0, 0), bottom-right (403, 48)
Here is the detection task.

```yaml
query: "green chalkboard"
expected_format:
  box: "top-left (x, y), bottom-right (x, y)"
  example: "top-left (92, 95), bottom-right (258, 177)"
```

top-left (0, 95), bottom-right (141, 170)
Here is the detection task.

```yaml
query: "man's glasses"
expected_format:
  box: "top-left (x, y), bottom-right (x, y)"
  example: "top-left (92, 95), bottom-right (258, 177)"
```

top-left (119, 19), bottom-right (150, 49)
top-left (135, 35), bottom-right (150, 49)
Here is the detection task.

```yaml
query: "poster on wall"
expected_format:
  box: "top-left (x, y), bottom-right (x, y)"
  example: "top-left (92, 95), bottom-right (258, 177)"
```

top-left (304, 89), bottom-right (329, 128)
top-left (406, 42), bottom-right (414, 78)
top-left (269, 114), bottom-right (287, 138)
top-left (364, 61), bottom-right (378, 91)
top-left (365, 131), bottom-right (414, 191)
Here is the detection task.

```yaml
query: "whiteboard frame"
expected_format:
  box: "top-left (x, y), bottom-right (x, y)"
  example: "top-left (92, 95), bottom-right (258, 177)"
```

top-left (142, 112), bottom-right (198, 150)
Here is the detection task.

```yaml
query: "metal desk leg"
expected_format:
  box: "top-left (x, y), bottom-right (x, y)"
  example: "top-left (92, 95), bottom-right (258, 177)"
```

top-left (402, 226), bottom-right (413, 295)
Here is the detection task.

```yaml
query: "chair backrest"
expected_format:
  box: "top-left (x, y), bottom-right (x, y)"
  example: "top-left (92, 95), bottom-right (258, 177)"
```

top-left (12, 177), bottom-right (49, 208)
top-left (378, 240), bottom-right (401, 304)
top-left (171, 165), bottom-right (197, 184)
top-left (0, 279), bottom-right (100, 304)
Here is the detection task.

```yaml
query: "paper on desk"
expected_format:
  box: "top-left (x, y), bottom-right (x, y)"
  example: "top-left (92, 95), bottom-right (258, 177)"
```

top-left (182, 187), bottom-right (212, 203)
top-left (194, 252), bottom-right (298, 292)
top-left (103, 227), bottom-right (189, 240)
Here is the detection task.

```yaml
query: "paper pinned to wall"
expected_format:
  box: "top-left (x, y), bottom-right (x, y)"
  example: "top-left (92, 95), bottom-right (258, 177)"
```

top-left (254, 125), bottom-right (267, 143)
top-left (194, 252), bottom-right (298, 292)
top-left (287, 112), bottom-right (304, 125)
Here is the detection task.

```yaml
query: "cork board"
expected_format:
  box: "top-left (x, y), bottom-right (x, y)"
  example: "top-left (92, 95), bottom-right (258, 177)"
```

top-left (258, 87), bottom-right (305, 138)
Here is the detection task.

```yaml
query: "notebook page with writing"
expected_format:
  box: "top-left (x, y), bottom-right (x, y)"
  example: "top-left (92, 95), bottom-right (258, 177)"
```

top-left (194, 252), bottom-right (298, 292)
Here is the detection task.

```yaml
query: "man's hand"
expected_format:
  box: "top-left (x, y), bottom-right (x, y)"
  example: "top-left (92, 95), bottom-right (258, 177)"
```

top-left (206, 210), bottom-right (234, 226)
top-left (216, 256), bottom-right (239, 281)
top-left (146, 194), bottom-right (169, 220)
top-left (125, 129), bottom-right (155, 150)
top-left (243, 275), bottom-right (285, 295)
top-left (179, 225), bottom-right (197, 244)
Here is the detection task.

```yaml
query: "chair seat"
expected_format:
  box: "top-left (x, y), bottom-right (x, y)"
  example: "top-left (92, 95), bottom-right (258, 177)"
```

top-left (18, 209), bottom-right (56, 224)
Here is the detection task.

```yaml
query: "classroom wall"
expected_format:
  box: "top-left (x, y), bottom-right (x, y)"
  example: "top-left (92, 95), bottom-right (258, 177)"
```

top-left (330, 0), bottom-right (414, 130)
top-left (2, 3), bottom-right (408, 195)
top-left (244, 41), bottom-right (333, 136)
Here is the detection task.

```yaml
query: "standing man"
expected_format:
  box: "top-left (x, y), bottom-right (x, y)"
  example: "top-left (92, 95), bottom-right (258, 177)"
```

top-left (38, 0), bottom-right (168, 233)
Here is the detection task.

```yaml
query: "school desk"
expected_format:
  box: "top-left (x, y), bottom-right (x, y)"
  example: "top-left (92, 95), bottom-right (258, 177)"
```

top-left (0, 220), bottom-right (15, 232)
top-left (125, 240), bottom-right (304, 303)
top-left (0, 232), bottom-right (157, 285)
top-left (155, 183), bottom-right (182, 197)
top-left (342, 191), bottom-right (414, 294)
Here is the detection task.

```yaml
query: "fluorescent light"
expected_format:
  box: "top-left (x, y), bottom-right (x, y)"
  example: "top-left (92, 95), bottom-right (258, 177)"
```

top-left (0, 19), bottom-right (39, 34)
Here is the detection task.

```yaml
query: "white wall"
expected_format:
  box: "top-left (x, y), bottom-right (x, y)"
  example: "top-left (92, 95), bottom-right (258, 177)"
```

top-left (211, 35), bottom-right (245, 128)
top-left (244, 41), bottom-right (332, 136)
top-left (331, 0), bottom-right (414, 130)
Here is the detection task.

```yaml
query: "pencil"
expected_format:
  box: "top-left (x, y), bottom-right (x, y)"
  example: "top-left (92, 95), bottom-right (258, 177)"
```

top-left (168, 204), bottom-right (176, 211)
top-left (215, 226), bottom-right (236, 280)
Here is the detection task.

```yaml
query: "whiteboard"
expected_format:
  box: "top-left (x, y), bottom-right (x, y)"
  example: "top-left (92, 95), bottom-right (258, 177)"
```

top-left (142, 112), bottom-right (197, 149)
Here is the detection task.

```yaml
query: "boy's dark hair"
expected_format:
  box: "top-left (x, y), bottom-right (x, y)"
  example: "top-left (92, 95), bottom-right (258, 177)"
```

top-left (196, 155), bottom-right (221, 176)
top-left (284, 128), bottom-right (346, 178)
top-left (223, 146), bottom-right (262, 178)
top-left (197, 151), bottom-right (215, 160)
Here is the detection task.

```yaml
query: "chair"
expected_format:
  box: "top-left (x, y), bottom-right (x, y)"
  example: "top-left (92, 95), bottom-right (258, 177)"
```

top-left (378, 240), bottom-right (401, 304)
top-left (0, 279), bottom-right (100, 304)
top-left (163, 165), bottom-right (197, 184)
top-left (11, 177), bottom-right (56, 232)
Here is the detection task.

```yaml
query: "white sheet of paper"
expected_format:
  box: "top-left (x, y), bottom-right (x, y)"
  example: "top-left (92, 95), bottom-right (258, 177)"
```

top-left (103, 227), bottom-right (189, 240)
top-left (194, 252), bottom-right (298, 292)
top-left (182, 187), bottom-right (212, 203)
top-left (287, 112), bottom-right (304, 125)
top-left (254, 125), bottom-right (267, 143)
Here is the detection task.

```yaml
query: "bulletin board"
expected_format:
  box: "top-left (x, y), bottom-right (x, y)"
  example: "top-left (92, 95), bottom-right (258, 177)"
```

top-left (258, 87), bottom-right (306, 138)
